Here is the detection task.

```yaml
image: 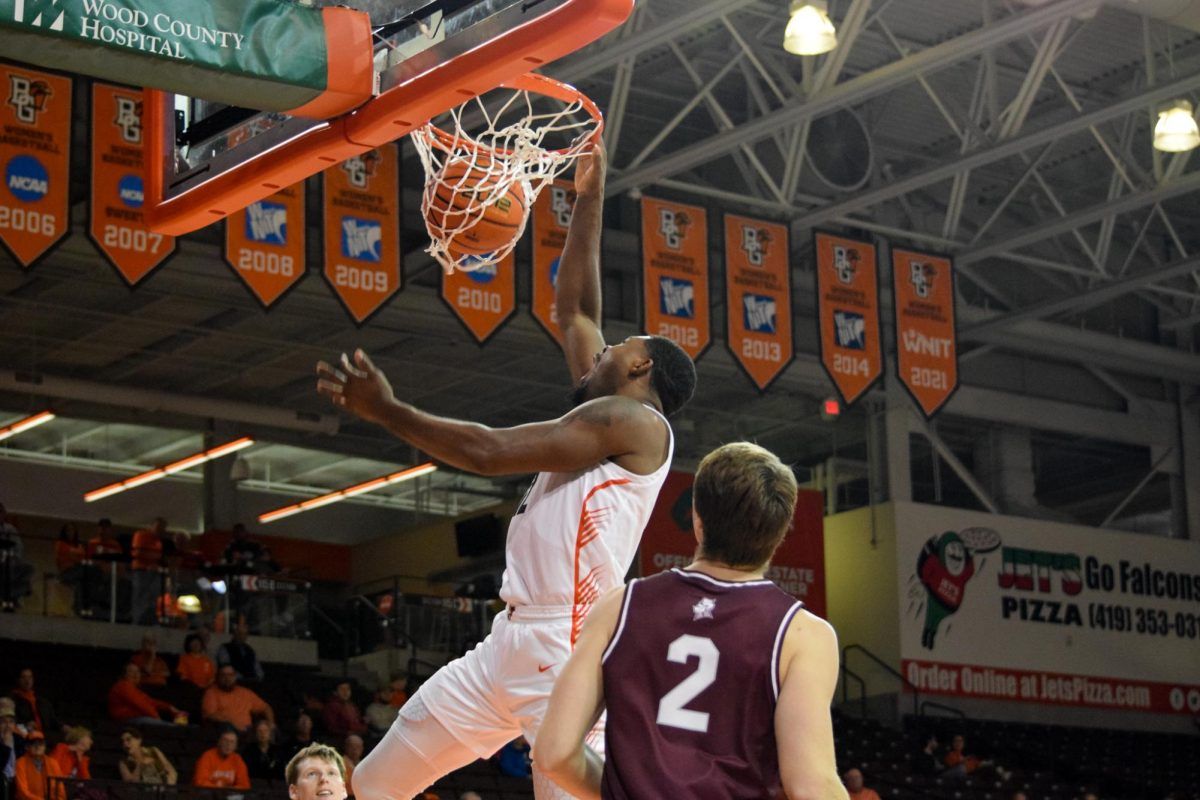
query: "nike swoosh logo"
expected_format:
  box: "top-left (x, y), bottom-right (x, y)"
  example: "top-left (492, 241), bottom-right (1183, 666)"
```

top-left (538, 664), bottom-right (555, 673)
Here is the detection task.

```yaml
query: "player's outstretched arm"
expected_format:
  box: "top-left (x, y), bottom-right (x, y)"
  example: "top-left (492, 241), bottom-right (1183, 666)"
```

top-left (775, 610), bottom-right (849, 800)
top-left (555, 142), bottom-right (607, 385)
top-left (533, 587), bottom-right (624, 800)
top-left (317, 351), bottom-right (661, 476)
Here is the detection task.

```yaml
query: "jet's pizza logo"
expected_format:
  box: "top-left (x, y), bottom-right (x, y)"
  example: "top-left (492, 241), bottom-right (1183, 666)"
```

top-left (910, 260), bottom-right (937, 299)
top-left (740, 224), bottom-right (771, 266)
top-left (910, 527), bottom-right (1000, 649)
top-left (7, 76), bottom-right (52, 125)
top-left (658, 208), bottom-right (692, 251)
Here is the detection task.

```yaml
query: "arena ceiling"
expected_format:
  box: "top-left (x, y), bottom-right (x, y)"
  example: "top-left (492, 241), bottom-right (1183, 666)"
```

top-left (2, 0), bottom-right (1199, 540)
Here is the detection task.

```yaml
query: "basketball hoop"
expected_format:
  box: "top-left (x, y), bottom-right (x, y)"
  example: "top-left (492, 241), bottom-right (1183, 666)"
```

top-left (412, 73), bottom-right (603, 274)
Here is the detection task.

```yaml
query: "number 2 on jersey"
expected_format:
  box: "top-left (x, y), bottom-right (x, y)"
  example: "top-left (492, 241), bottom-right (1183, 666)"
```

top-left (655, 634), bottom-right (719, 733)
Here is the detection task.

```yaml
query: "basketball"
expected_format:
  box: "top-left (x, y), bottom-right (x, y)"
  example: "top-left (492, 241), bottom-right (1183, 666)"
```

top-left (427, 157), bottom-right (528, 257)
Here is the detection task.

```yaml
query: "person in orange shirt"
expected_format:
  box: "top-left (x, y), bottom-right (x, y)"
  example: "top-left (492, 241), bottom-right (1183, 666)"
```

top-left (108, 664), bottom-right (183, 726)
top-left (192, 728), bottom-right (249, 790)
top-left (48, 727), bottom-right (91, 780)
top-left (54, 524), bottom-right (86, 616)
top-left (14, 733), bottom-right (64, 800)
top-left (130, 635), bottom-right (170, 690)
top-left (177, 634), bottom-right (215, 689)
top-left (201, 666), bottom-right (274, 732)
top-left (130, 518), bottom-right (168, 626)
top-left (843, 768), bottom-right (881, 800)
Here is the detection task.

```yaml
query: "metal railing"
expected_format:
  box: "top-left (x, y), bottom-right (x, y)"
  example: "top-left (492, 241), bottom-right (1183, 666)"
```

top-left (840, 643), bottom-right (963, 723)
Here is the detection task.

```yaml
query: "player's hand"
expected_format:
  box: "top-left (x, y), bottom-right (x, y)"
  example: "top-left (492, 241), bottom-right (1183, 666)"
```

top-left (574, 140), bottom-right (606, 199)
top-left (316, 349), bottom-right (396, 425)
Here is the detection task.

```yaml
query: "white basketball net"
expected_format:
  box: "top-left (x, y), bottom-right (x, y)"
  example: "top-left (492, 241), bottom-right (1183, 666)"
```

top-left (412, 82), bottom-right (601, 274)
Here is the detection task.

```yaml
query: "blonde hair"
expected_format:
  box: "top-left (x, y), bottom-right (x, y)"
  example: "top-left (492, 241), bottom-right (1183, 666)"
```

top-left (65, 726), bottom-right (92, 745)
top-left (285, 744), bottom-right (346, 786)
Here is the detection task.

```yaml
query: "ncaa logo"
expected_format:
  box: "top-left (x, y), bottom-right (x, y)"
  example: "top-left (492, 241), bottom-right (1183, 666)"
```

top-left (549, 257), bottom-right (560, 288)
top-left (341, 153), bottom-right (378, 189)
top-left (114, 95), bottom-right (141, 144)
top-left (5, 155), bottom-right (49, 202)
top-left (12, 0), bottom-right (65, 30)
top-left (549, 185), bottom-right (573, 228)
top-left (118, 175), bottom-right (143, 208)
top-left (658, 208), bottom-right (690, 251)
top-left (245, 200), bottom-right (287, 245)
top-left (833, 245), bottom-right (858, 285)
top-left (7, 76), bottom-right (52, 125)
top-left (910, 261), bottom-right (936, 298)
top-left (466, 261), bottom-right (497, 284)
top-left (741, 225), bottom-right (770, 267)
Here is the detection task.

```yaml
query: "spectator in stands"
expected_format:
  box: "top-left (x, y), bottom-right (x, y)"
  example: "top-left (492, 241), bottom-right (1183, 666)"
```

top-left (322, 682), bottom-right (366, 739)
top-left (192, 727), bottom-right (250, 790)
top-left (83, 519), bottom-right (122, 618)
top-left (87, 519), bottom-right (122, 558)
top-left (943, 734), bottom-right (1011, 782)
top-left (10, 670), bottom-right (61, 737)
top-left (843, 768), bottom-right (880, 800)
top-left (222, 524), bottom-right (278, 573)
top-left (285, 743), bottom-right (347, 800)
top-left (1, 699), bottom-right (26, 800)
top-left (459, 793), bottom-right (482, 800)
top-left (13, 733), bottom-right (61, 800)
top-left (107, 664), bottom-right (183, 726)
top-left (363, 686), bottom-right (396, 740)
top-left (176, 633), bottom-right (215, 690)
top-left (130, 518), bottom-right (169, 626)
top-left (341, 735), bottom-right (363, 793)
top-left (497, 736), bottom-right (531, 779)
top-left (1010, 793), bottom-right (1028, 800)
top-left (130, 634), bottom-right (171, 691)
top-left (387, 675), bottom-right (407, 709)
top-left (217, 621), bottom-right (265, 682)
top-left (242, 718), bottom-right (284, 781)
top-left (286, 712), bottom-right (316, 758)
top-left (48, 727), bottom-right (90, 780)
top-left (54, 524), bottom-right (86, 615)
top-left (118, 728), bottom-right (176, 785)
top-left (0, 503), bottom-right (34, 612)
top-left (202, 665), bottom-right (274, 732)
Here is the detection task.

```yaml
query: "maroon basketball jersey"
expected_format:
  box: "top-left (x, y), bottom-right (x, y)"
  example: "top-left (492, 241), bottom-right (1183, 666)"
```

top-left (600, 568), bottom-right (803, 799)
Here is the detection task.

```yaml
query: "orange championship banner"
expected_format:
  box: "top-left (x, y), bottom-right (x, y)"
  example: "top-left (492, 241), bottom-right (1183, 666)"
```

top-left (440, 252), bottom-right (516, 344)
top-left (814, 231), bottom-right (882, 405)
top-left (322, 144), bottom-right (401, 325)
top-left (724, 214), bottom-right (793, 391)
top-left (223, 183), bottom-right (307, 309)
top-left (892, 248), bottom-right (959, 417)
top-left (89, 83), bottom-right (176, 285)
top-left (530, 179), bottom-right (575, 346)
top-left (0, 63), bottom-right (71, 269)
top-left (642, 197), bottom-right (710, 359)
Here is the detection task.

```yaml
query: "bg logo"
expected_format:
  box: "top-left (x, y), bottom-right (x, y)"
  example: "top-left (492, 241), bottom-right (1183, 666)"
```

top-left (912, 527), bottom-right (1000, 649)
top-left (7, 76), bottom-right (52, 125)
top-left (341, 152), bottom-right (379, 189)
top-left (909, 261), bottom-right (937, 298)
top-left (549, 185), bottom-right (574, 228)
top-left (658, 208), bottom-right (690, 251)
top-left (740, 225), bottom-right (770, 266)
top-left (114, 95), bottom-right (141, 144)
top-left (833, 244), bottom-right (858, 284)
top-left (13, 0), bottom-right (65, 30)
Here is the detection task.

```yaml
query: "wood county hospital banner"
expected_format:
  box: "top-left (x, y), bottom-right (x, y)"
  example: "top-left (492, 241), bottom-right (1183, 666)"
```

top-left (638, 471), bottom-right (826, 617)
top-left (896, 502), bottom-right (1200, 715)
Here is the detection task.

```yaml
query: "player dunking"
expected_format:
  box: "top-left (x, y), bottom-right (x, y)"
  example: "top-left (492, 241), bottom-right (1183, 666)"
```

top-left (315, 142), bottom-right (696, 800)
top-left (535, 442), bottom-right (847, 800)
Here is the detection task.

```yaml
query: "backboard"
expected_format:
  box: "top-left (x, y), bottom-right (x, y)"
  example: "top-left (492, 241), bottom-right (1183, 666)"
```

top-left (145, 0), bottom-right (633, 235)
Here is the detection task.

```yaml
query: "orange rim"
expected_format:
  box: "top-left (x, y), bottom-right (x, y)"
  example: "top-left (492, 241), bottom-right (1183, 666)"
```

top-left (424, 72), bottom-right (603, 157)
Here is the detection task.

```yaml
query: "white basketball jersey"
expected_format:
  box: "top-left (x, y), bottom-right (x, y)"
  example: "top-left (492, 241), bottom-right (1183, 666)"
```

top-left (499, 406), bottom-right (673, 645)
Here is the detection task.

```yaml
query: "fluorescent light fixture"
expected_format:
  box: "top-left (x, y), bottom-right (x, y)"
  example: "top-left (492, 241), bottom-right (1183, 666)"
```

top-left (84, 436), bottom-right (255, 503)
top-left (0, 410), bottom-right (56, 442)
top-left (258, 462), bottom-right (438, 524)
top-left (784, 0), bottom-right (837, 56)
top-left (1154, 100), bottom-right (1200, 152)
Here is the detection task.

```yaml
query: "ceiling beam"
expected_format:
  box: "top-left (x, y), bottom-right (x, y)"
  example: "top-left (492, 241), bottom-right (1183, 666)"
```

top-left (605, 0), bottom-right (1105, 196)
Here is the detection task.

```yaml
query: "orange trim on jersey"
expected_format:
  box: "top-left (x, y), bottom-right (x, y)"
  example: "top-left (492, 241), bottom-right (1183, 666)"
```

top-left (570, 478), bottom-right (632, 647)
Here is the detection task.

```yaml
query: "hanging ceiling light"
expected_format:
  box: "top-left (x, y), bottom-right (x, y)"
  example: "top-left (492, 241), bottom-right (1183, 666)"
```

top-left (1154, 100), bottom-right (1200, 152)
top-left (783, 0), bottom-right (838, 56)
top-left (84, 436), bottom-right (255, 502)
top-left (0, 410), bottom-right (56, 442)
top-left (258, 462), bottom-right (438, 523)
